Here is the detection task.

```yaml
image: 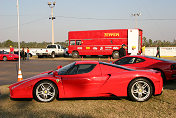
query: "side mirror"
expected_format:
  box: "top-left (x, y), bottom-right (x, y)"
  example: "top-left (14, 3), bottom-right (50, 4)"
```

top-left (53, 71), bottom-right (58, 77)
top-left (57, 65), bottom-right (62, 70)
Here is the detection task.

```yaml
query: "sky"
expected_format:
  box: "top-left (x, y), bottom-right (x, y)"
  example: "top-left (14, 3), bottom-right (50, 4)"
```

top-left (0, 0), bottom-right (176, 43)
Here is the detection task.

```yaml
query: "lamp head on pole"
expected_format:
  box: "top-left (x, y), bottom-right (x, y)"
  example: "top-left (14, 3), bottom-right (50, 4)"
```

top-left (48, 2), bottom-right (51, 6)
top-left (48, 1), bottom-right (56, 7)
top-left (53, 1), bottom-right (56, 6)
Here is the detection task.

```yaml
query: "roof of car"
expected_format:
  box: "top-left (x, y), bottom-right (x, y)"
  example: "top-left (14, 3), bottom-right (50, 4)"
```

top-left (75, 61), bottom-right (99, 64)
top-left (120, 55), bottom-right (176, 63)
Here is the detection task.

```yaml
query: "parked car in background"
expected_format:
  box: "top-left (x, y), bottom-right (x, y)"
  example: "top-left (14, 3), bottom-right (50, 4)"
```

top-left (113, 55), bottom-right (176, 81)
top-left (9, 61), bottom-right (163, 102)
top-left (14, 51), bottom-right (33, 57)
top-left (0, 51), bottom-right (19, 61)
top-left (36, 44), bottom-right (67, 58)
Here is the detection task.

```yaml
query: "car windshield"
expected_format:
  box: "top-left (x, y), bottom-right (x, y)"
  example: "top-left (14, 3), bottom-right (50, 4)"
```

top-left (48, 62), bottom-right (76, 75)
top-left (57, 62), bottom-right (75, 75)
top-left (0, 51), bottom-right (8, 54)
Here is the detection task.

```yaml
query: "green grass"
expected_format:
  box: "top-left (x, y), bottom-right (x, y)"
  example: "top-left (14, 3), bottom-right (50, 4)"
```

top-left (0, 85), bottom-right (176, 118)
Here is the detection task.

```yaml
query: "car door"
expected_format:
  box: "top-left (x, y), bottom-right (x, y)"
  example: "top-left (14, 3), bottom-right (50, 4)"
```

top-left (0, 52), bottom-right (2, 60)
top-left (60, 64), bottom-right (108, 98)
top-left (57, 45), bottom-right (64, 55)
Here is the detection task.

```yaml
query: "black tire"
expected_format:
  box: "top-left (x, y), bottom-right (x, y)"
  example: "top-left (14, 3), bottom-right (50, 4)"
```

top-left (38, 55), bottom-right (43, 58)
top-left (128, 78), bottom-right (153, 102)
top-left (51, 52), bottom-right (55, 58)
top-left (112, 51), bottom-right (119, 59)
top-left (72, 51), bottom-right (79, 58)
top-left (29, 53), bottom-right (32, 57)
top-left (33, 80), bottom-right (58, 102)
top-left (3, 56), bottom-right (7, 61)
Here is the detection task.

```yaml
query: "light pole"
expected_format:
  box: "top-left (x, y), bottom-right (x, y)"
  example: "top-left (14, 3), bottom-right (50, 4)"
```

top-left (48, 1), bottom-right (56, 45)
top-left (17, 0), bottom-right (23, 81)
top-left (131, 13), bottom-right (141, 28)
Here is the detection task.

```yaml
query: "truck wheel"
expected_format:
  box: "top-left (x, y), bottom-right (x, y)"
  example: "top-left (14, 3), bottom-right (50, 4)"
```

top-left (51, 52), bottom-right (55, 58)
top-left (112, 51), bottom-right (119, 59)
top-left (38, 55), bottom-right (43, 58)
top-left (72, 51), bottom-right (79, 58)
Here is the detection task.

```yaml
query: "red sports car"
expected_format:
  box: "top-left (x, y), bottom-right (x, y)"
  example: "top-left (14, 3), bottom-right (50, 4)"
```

top-left (113, 55), bottom-right (176, 81)
top-left (9, 61), bottom-right (163, 102)
top-left (0, 51), bottom-right (19, 61)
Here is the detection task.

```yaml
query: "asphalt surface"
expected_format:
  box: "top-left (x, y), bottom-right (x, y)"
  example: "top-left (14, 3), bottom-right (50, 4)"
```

top-left (0, 60), bottom-right (74, 86)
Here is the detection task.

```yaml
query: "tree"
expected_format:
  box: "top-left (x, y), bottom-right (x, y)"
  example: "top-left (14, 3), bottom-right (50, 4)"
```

top-left (4, 40), bottom-right (14, 47)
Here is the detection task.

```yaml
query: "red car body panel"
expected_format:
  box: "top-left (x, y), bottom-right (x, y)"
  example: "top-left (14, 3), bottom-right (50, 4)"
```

top-left (113, 55), bottom-right (176, 80)
top-left (9, 61), bottom-right (163, 99)
top-left (0, 53), bottom-right (19, 61)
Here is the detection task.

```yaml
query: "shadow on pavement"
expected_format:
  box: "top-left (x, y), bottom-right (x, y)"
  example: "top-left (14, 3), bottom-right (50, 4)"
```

top-left (0, 93), bottom-right (93, 118)
top-left (164, 80), bottom-right (176, 90)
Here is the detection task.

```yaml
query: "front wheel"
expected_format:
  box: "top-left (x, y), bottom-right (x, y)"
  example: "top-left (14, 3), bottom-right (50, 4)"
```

top-left (72, 51), bottom-right (79, 58)
top-left (3, 56), bottom-right (7, 61)
top-left (33, 80), bottom-right (58, 102)
top-left (128, 78), bottom-right (153, 102)
top-left (51, 52), bottom-right (55, 58)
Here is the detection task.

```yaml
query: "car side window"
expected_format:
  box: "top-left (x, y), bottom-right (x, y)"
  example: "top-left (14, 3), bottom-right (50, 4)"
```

top-left (134, 58), bottom-right (145, 63)
top-left (57, 45), bottom-right (61, 49)
top-left (68, 65), bottom-right (78, 75)
top-left (114, 57), bottom-right (136, 65)
top-left (76, 40), bottom-right (82, 45)
top-left (70, 40), bottom-right (75, 45)
top-left (68, 64), bottom-right (96, 75)
top-left (47, 45), bottom-right (56, 48)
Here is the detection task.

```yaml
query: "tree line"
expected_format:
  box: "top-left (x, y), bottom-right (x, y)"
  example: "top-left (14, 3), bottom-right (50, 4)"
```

top-left (143, 37), bottom-right (176, 47)
top-left (0, 40), bottom-right (68, 48)
top-left (0, 38), bottom-right (176, 48)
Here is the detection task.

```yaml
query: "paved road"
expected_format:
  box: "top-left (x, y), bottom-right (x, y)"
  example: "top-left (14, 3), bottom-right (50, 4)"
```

top-left (0, 60), bottom-right (74, 86)
top-left (0, 59), bottom-right (176, 90)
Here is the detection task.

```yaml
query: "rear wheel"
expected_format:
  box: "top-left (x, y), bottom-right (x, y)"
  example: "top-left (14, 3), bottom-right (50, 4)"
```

top-left (128, 78), bottom-right (153, 102)
top-left (72, 51), bottom-right (79, 58)
top-left (51, 52), bottom-right (55, 58)
top-left (112, 51), bottom-right (119, 59)
top-left (3, 56), bottom-right (7, 61)
top-left (33, 80), bottom-right (58, 102)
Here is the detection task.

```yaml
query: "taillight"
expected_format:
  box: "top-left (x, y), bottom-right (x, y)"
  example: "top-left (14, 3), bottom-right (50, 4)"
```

top-left (46, 50), bottom-right (48, 52)
top-left (171, 64), bottom-right (176, 70)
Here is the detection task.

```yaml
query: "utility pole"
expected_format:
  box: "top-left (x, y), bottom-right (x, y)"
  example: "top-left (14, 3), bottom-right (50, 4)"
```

top-left (48, 1), bottom-right (56, 45)
top-left (131, 13), bottom-right (141, 28)
top-left (17, 0), bottom-right (23, 82)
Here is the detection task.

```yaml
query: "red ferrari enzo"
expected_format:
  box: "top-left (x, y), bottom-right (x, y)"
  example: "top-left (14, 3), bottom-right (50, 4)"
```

top-left (113, 55), bottom-right (176, 81)
top-left (0, 51), bottom-right (19, 61)
top-left (9, 61), bottom-right (163, 102)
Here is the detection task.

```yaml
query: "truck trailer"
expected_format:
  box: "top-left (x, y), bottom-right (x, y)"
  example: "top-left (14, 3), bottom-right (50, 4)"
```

top-left (68, 29), bottom-right (143, 58)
